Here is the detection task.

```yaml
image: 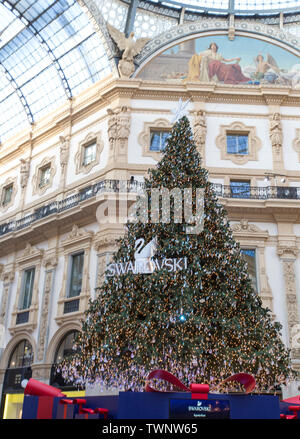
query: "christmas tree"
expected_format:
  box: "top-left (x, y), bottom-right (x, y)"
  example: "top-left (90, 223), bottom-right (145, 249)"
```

top-left (60, 115), bottom-right (294, 393)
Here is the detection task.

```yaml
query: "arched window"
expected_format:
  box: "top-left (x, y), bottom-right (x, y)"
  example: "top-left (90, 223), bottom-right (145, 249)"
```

top-left (8, 340), bottom-right (33, 369)
top-left (54, 330), bottom-right (78, 364)
top-left (50, 330), bottom-right (79, 389)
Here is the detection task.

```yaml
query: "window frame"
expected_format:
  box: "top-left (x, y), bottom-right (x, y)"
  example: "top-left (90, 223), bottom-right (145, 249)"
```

top-left (240, 247), bottom-right (259, 294)
top-left (226, 132), bottom-right (249, 155)
top-left (82, 140), bottom-right (97, 166)
top-left (18, 267), bottom-right (36, 311)
top-left (2, 183), bottom-right (14, 206)
top-left (216, 121), bottom-right (261, 165)
top-left (149, 129), bottom-right (171, 152)
top-left (230, 179), bottom-right (251, 199)
top-left (38, 164), bottom-right (51, 188)
top-left (67, 251), bottom-right (84, 299)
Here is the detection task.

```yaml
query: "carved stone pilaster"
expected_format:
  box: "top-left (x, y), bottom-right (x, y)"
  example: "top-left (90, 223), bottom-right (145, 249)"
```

top-left (36, 255), bottom-right (57, 362)
top-left (269, 112), bottom-right (284, 171)
top-left (107, 106), bottom-right (131, 164)
top-left (59, 135), bottom-right (70, 185)
top-left (0, 266), bottom-right (15, 327)
top-left (94, 235), bottom-right (120, 288)
top-left (20, 159), bottom-right (30, 189)
top-left (277, 243), bottom-right (300, 357)
top-left (193, 110), bottom-right (207, 163)
top-left (228, 14), bottom-right (235, 41)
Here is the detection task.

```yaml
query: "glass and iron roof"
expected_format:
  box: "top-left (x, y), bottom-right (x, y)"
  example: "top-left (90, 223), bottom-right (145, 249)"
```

top-left (2, 0), bottom-right (300, 143)
top-left (147, 0), bottom-right (300, 13)
top-left (0, 0), bottom-right (111, 142)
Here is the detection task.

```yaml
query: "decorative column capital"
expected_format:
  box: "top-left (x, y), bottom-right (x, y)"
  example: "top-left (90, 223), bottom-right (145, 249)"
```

top-left (277, 243), bottom-right (299, 259)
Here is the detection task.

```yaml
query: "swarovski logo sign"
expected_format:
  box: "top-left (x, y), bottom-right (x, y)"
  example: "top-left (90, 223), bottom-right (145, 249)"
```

top-left (106, 236), bottom-right (188, 276)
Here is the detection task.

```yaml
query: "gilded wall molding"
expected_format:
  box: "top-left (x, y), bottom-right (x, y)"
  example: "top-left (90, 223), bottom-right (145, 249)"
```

top-left (138, 118), bottom-right (171, 161)
top-left (32, 156), bottom-right (57, 196)
top-left (216, 121), bottom-right (262, 165)
top-left (75, 131), bottom-right (104, 175)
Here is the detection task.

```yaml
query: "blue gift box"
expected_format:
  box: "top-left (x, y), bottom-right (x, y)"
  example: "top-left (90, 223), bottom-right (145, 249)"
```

top-left (22, 391), bottom-right (282, 419)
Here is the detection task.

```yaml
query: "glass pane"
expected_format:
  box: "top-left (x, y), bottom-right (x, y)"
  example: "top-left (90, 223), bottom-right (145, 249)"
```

top-left (68, 252), bottom-right (84, 298)
top-left (54, 331), bottom-right (78, 363)
top-left (230, 181), bottom-right (251, 199)
top-left (39, 166), bottom-right (51, 187)
top-left (237, 136), bottom-right (248, 155)
top-left (150, 130), bottom-right (170, 151)
top-left (3, 185), bottom-right (13, 205)
top-left (83, 142), bottom-right (96, 165)
top-left (227, 135), bottom-right (248, 155)
top-left (19, 268), bottom-right (35, 310)
top-left (8, 340), bottom-right (33, 368)
top-left (241, 248), bottom-right (258, 293)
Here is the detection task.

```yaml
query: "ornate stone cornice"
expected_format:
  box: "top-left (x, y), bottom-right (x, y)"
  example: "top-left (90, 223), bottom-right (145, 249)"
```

top-left (231, 219), bottom-right (269, 238)
top-left (17, 243), bottom-right (44, 266)
top-left (94, 233), bottom-right (121, 253)
top-left (61, 224), bottom-right (94, 248)
top-left (277, 242), bottom-right (299, 259)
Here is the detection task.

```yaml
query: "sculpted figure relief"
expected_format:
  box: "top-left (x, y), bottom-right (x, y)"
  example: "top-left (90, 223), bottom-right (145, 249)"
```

top-left (269, 112), bottom-right (283, 152)
top-left (193, 110), bottom-right (207, 158)
top-left (106, 23), bottom-right (150, 78)
top-left (107, 106), bottom-right (131, 162)
top-left (59, 135), bottom-right (70, 170)
top-left (20, 158), bottom-right (30, 189)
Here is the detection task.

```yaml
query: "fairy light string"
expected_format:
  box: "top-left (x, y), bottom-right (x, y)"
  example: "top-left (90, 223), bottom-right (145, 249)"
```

top-left (58, 115), bottom-right (296, 393)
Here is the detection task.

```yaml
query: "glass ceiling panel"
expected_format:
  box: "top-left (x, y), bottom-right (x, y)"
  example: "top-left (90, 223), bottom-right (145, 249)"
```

top-left (0, 0), bottom-right (111, 143)
top-left (156, 0), bottom-right (300, 11)
top-left (235, 0), bottom-right (300, 9)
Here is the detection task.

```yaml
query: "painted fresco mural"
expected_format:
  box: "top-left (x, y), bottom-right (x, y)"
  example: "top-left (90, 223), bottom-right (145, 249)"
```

top-left (137, 35), bottom-right (300, 88)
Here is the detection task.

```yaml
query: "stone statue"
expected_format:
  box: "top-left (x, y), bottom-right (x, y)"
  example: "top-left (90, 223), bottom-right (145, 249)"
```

top-left (106, 23), bottom-right (150, 78)
top-left (107, 106), bottom-right (131, 163)
top-left (269, 112), bottom-right (283, 152)
top-left (193, 110), bottom-right (207, 158)
top-left (20, 158), bottom-right (30, 189)
top-left (59, 135), bottom-right (70, 170)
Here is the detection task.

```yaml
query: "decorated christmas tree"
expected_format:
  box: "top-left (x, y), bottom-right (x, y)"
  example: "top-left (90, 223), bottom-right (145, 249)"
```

top-left (60, 115), bottom-right (295, 393)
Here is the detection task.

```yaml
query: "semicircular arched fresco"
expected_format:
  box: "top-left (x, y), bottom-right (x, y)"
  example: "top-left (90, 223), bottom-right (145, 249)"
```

top-left (137, 34), bottom-right (300, 88)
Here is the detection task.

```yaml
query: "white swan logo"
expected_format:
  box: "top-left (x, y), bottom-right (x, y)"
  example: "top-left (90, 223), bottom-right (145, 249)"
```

top-left (134, 237), bottom-right (157, 273)
top-left (106, 236), bottom-right (189, 277)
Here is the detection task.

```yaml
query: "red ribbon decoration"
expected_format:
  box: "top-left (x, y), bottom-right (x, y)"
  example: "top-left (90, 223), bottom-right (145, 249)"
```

top-left (145, 370), bottom-right (209, 399)
top-left (221, 373), bottom-right (256, 394)
top-left (59, 398), bottom-right (109, 419)
top-left (145, 369), bottom-right (256, 397)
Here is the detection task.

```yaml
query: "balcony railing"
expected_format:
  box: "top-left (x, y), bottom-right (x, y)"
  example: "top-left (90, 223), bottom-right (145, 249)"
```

top-left (0, 180), bottom-right (299, 238)
top-left (0, 180), bottom-right (144, 237)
